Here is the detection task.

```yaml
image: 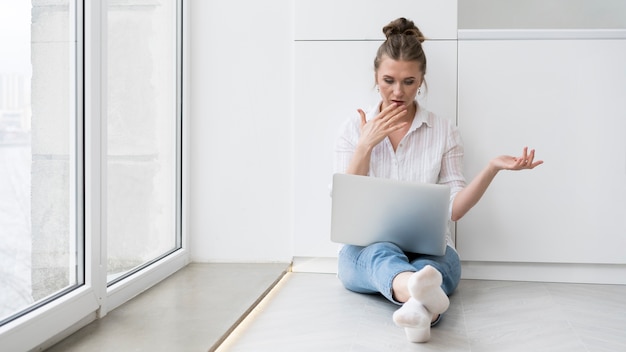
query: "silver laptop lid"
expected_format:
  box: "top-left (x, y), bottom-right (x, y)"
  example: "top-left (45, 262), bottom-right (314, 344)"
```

top-left (330, 173), bottom-right (450, 256)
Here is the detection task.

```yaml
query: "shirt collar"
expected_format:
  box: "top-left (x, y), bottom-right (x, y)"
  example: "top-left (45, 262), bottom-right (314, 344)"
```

top-left (409, 103), bottom-right (432, 131)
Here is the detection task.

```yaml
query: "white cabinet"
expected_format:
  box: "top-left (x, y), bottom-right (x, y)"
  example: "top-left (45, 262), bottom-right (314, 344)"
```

top-left (293, 0), bottom-right (458, 257)
top-left (457, 39), bottom-right (626, 264)
top-left (294, 0), bottom-right (457, 40)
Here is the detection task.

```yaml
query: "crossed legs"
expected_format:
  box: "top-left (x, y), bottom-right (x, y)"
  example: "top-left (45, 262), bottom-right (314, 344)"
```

top-left (337, 242), bottom-right (461, 343)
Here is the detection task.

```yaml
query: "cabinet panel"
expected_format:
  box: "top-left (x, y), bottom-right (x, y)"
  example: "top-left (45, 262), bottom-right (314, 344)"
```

top-left (457, 40), bottom-right (626, 264)
top-left (294, 41), bottom-right (457, 256)
top-left (459, 0), bottom-right (626, 30)
top-left (294, 0), bottom-right (457, 40)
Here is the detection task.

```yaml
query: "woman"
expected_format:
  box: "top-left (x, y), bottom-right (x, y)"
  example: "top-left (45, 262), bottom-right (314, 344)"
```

top-left (333, 17), bottom-right (543, 343)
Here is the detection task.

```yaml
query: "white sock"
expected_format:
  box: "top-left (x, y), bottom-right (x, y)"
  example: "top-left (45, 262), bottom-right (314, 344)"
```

top-left (392, 266), bottom-right (450, 343)
top-left (392, 298), bottom-right (431, 343)
top-left (407, 265), bottom-right (450, 315)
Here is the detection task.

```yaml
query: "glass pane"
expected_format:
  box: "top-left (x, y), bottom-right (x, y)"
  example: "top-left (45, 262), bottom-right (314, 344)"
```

top-left (107, 0), bottom-right (180, 283)
top-left (0, 0), bottom-right (80, 325)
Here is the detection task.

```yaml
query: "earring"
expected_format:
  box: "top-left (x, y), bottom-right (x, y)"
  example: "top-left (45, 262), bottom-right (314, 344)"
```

top-left (376, 85), bottom-right (380, 92)
top-left (418, 87), bottom-right (422, 96)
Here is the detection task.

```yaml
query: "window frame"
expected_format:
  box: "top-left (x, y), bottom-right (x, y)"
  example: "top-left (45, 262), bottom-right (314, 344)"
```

top-left (0, 1), bottom-right (189, 350)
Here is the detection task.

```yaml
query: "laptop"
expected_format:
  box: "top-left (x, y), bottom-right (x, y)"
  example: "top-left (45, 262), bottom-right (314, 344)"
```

top-left (330, 173), bottom-right (450, 256)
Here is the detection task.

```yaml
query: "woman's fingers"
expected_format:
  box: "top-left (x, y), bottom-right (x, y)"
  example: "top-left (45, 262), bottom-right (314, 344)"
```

top-left (514, 147), bottom-right (543, 169)
top-left (514, 147), bottom-right (528, 166)
top-left (361, 104), bottom-right (407, 132)
top-left (356, 103), bottom-right (409, 148)
top-left (526, 148), bottom-right (535, 166)
top-left (378, 102), bottom-right (407, 122)
top-left (526, 149), bottom-right (544, 168)
top-left (357, 109), bottom-right (366, 127)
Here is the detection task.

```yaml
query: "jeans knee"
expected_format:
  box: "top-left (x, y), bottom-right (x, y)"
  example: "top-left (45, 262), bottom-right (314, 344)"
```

top-left (362, 242), bottom-right (403, 257)
top-left (442, 249), bottom-right (462, 295)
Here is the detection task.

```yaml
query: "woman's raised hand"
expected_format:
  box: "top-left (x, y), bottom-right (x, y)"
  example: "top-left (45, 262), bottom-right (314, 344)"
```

top-left (490, 146), bottom-right (544, 171)
top-left (356, 103), bottom-right (408, 150)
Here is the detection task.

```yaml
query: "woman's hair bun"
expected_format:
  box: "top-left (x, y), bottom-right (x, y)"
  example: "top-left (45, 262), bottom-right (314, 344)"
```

top-left (382, 17), bottom-right (425, 43)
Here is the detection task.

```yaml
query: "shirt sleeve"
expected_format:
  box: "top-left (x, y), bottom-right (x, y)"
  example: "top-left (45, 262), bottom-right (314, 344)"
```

top-left (439, 123), bottom-right (466, 213)
top-left (330, 116), bottom-right (361, 196)
top-left (333, 116), bottom-right (360, 175)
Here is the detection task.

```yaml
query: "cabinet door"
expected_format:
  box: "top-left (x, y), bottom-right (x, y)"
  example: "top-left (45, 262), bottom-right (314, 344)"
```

top-left (294, 40), bottom-right (457, 257)
top-left (457, 40), bottom-right (626, 264)
top-left (295, 0), bottom-right (457, 40)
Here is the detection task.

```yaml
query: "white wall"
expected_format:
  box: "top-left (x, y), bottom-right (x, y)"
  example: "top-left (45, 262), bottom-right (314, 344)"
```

top-left (189, 0), bottom-right (294, 262)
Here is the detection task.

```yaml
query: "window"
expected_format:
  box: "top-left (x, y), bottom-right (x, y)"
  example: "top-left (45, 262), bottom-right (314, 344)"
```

top-left (0, 0), bottom-right (83, 326)
top-left (0, 1), bottom-right (187, 350)
top-left (106, 0), bottom-right (182, 284)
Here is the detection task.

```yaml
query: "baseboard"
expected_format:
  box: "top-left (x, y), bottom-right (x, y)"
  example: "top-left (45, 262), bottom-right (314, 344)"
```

top-left (292, 256), bottom-right (626, 285)
top-left (461, 261), bottom-right (626, 285)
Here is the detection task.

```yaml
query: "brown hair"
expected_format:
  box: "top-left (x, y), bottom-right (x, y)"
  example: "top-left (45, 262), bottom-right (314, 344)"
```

top-left (374, 18), bottom-right (427, 75)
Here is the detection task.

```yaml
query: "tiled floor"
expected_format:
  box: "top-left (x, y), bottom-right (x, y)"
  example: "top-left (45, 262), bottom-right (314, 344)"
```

top-left (47, 264), bottom-right (626, 352)
top-left (218, 272), bottom-right (626, 352)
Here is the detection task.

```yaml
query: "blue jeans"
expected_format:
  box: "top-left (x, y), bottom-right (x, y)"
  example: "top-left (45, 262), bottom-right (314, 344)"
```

top-left (337, 242), bottom-right (461, 305)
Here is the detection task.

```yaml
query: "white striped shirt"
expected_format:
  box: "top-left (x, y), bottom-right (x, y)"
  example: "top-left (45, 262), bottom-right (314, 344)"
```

top-left (333, 102), bottom-right (466, 248)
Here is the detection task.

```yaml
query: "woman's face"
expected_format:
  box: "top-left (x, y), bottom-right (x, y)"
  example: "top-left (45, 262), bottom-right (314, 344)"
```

top-left (375, 56), bottom-right (423, 110)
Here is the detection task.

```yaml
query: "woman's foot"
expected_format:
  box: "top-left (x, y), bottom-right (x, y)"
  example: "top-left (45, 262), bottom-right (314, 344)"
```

top-left (407, 265), bottom-right (449, 315)
top-left (392, 298), bottom-right (432, 342)
top-left (392, 265), bottom-right (449, 343)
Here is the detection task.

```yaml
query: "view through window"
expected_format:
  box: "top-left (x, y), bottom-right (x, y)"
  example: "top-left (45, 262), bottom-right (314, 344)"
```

top-left (0, 0), bottom-right (182, 330)
top-left (0, 0), bottom-right (80, 325)
top-left (106, 0), bottom-right (181, 283)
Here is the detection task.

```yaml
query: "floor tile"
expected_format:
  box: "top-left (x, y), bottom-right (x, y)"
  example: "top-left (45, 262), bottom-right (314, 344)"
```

top-left (219, 275), bottom-right (626, 352)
